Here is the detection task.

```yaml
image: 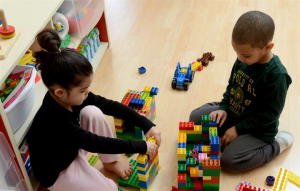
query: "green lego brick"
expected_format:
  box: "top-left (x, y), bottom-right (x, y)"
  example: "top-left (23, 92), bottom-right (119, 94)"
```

top-left (178, 174), bottom-right (194, 190)
top-left (134, 126), bottom-right (143, 132)
top-left (203, 183), bottom-right (219, 191)
top-left (178, 163), bottom-right (187, 173)
top-left (203, 169), bottom-right (221, 176)
top-left (209, 128), bottom-right (218, 137)
top-left (118, 159), bottom-right (140, 189)
top-left (88, 155), bottom-right (98, 166)
top-left (186, 144), bottom-right (194, 157)
top-left (202, 126), bottom-right (210, 131)
top-left (118, 188), bottom-right (123, 191)
top-left (178, 160), bottom-right (186, 164)
top-left (187, 158), bottom-right (196, 167)
top-left (187, 134), bottom-right (201, 141)
top-left (202, 115), bottom-right (210, 124)
top-left (125, 153), bottom-right (135, 157)
top-left (116, 128), bottom-right (145, 141)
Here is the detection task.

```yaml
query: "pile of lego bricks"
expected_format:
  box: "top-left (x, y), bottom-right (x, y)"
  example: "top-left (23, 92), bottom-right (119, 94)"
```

top-left (114, 86), bottom-right (158, 141)
top-left (177, 115), bottom-right (220, 191)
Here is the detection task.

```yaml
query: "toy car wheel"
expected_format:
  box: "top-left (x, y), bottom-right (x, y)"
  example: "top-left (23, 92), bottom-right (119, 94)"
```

top-left (172, 79), bottom-right (177, 89)
top-left (210, 55), bottom-right (215, 61)
top-left (190, 72), bottom-right (194, 82)
top-left (183, 81), bottom-right (189, 91)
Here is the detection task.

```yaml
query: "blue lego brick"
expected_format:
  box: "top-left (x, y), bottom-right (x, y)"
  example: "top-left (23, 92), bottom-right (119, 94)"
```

top-left (210, 155), bottom-right (219, 160)
top-left (202, 131), bottom-right (209, 134)
top-left (178, 143), bottom-right (186, 148)
top-left (135, 132), bottom-right (144, 137)
top-left (198, 166), bottom-right (203, 170)
top-left (137, 161), bottom-right (152, 175)
top-left (137, 158), bottom-right (149, 168)
top-left (210, 136), bottom-right (220, 151)
top-left (138, 66), bottom-right (146, 74)
top-left (150, 87), bottom-right (159, 95)
top-left (178, 182), bottom-right (186, 187)
top-left (139, 178), bottom-right (150, 188)
top-left (209, 120), bottom-right (217, 127)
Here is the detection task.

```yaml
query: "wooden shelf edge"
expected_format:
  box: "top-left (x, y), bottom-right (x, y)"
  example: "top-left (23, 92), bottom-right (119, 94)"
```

top-left (91, 42), bottom-right (108, 72)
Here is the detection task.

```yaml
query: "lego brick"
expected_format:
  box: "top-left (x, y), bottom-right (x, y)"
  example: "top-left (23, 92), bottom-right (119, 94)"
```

top-left (187, 134), bottom-right (202, 141)
top-left (186, 158), bottom-right (197, 167)
top-left (118, 160), bottom-right (140, 189)
top-left (202, 115), bottom-right (210, 124)
top-left (203, 159), bottom-right (220, 170)
top-left (88, 155), bottom-right (98, 166)
top-left (287, 170), bottom-right (300, 188)
top-left (178, 143), bottom-right (187, 148)
top-left (236, 183), bottom-right (269, 191)
top-left (198, 153), bottom-right (207, 163)
top-left (203, 169), bottom-right (221, 176)
top-left (179, 122), bottom-right (195, 131)
top-left (190, 167), bottom-right (199, 177)
top-left (178, 173), bottom-right (186, 183)
top-left (209, 127), bottom-right (218, 137)
top-left (203, 183), bottom-right (219, 191)
top-left (210, 136), bottom-right (219, 152)
top-left (178, 163), bottom-right (187, 173)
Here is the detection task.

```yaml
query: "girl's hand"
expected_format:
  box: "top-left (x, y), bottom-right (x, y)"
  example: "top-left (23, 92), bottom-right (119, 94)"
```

top-left (146, 141), bottom-right (158, 160)
top-left (221, 126), bottom-right (238, 146)
top-left (145, 127), bottom-right (161, 148)
top-left (209, 110), bottom-right (227, 127)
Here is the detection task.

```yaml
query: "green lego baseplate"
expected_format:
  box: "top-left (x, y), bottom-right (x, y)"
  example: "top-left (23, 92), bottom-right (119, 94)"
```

top-left (118, 159), bottom-right (140, 189)
top-left (118, 188), bottom-right (123, 191)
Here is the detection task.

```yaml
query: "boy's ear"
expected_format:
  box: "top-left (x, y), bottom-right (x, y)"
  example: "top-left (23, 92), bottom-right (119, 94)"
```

top-left (265, 42), bottom-right (274, 52)
top-left (53, 88), bottom-right (66, 98)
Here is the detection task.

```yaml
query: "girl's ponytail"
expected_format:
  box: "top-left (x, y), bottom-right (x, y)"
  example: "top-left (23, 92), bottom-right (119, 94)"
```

top-left (33, 29), bottom-right (93, 91)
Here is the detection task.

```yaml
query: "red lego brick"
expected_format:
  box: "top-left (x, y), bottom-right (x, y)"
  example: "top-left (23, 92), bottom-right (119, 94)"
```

top-left (179, 122), bottom-right (194, 130)
top-left (171, 186), bottom-right (180, 191)
top-left (194, 180), bottom-right (203, 190)
top-left (178, 173), bottom-right (186, 183)
top-left (115, 125), bottom-right (123, 130)
top-left (210, 151), bottom-right (220, 155)
top-left (203, 179), bottom-right (220, 184)
top-left (237, 183), bottom-right (270, 191)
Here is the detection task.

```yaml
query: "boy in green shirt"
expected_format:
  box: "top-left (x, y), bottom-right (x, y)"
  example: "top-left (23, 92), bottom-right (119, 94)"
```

top-left (189, 11), bottom-right (293, 172)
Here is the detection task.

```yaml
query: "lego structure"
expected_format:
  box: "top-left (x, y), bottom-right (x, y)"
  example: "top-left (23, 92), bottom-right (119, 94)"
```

top-left (114, 86), bottom-right (159, 141)
top-left (197, 52), bottom-right (215, 67)
top-left (177, 115), bottom-right (220, 191)
top-left (118, 137), bottom-right (161, 191)
top-left (172, 62), bottom-right (194, 91)
top-left (237, 183), bottom-right (270, 191)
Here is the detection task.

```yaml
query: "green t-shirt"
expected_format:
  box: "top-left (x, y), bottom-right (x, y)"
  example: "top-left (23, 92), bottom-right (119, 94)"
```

top-left (219, 55), bottom-right (292, 142)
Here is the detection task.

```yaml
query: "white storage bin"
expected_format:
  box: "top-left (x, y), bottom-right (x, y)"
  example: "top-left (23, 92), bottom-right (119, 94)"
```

top-left (4, 65), bottom-right (36, 133)
top-left (0, 132), bottom-right (28, 191)
top-left (57, 0), bottom-right (104, 38)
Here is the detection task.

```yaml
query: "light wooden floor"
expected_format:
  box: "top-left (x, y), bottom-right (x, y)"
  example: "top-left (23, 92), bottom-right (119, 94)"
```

top-left (41, 0), bottom-right (300, 191)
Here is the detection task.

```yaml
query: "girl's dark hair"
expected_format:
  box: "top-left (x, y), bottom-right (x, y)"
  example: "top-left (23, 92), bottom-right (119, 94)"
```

top-left (33, 29), bottom-right (93, 91)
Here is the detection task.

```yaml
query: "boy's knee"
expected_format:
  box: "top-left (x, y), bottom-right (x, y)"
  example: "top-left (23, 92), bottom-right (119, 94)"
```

top-left (220, 153), bottom-right (240, 173)
top-left (189, 109), bottom-right (202, 124)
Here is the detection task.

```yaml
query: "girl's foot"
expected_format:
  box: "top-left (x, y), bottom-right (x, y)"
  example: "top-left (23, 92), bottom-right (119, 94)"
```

top-left (103, 161), bottom-right (133, 180)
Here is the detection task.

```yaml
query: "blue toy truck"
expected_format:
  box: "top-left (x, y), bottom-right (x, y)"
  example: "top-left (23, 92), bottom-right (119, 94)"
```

top-left (172, 62), bottom-right (194, 91)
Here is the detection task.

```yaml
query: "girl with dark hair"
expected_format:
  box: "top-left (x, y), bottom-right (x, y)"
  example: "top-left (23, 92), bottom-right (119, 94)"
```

top-left (28, 29), bottom-right (161, 191)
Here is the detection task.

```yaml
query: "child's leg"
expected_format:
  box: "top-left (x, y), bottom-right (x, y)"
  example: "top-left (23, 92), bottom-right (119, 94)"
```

top-left (80, 106), bottom-right (133, 180)
top-left (189, 102), bottom-right (220, 124)
top-left (48, 150), bottom-right (118, 191)
top-left (220, 134), bottom-right (280, 173)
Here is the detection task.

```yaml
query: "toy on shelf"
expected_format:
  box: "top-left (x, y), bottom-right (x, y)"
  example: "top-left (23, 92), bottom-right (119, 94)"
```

top-left (17, 50), bottom-right (35, 66)
top-left (197, 52), bottom-right (215, 67)
top-left (114, 86), bottom-right (159, 142)
top-left (138, 66), bottom-right (146, 74)
top-left (177, 115), bottom-right (220, 191)
top-left (77, 27), bottom-right (100, 61)
top-left (0, 9), bottom-right (21, 60)
top-left (118, 137), bottom-right (160, 191)
top-left (52, 12), bottom-right (70, 48)
top-left (172, 62), bottom-right (194, 91)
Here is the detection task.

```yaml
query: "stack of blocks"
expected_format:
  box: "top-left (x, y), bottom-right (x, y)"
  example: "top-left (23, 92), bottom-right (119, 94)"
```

top-left (177, 115), bottom-right (220, 191)
top-left (114, 86), bottom-right (159, 141)
top-left (118, 137), bottom-right (160, 191)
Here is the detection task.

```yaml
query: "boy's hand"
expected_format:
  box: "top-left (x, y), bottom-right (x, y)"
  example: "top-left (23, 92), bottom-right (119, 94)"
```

top-left (145, 127), bottom-right (161, 148)
top-left (221, 126), bottom-right (238, 146)
top-left (146, 141), bottom-right (158, 160)
top-left (209, 110), bottom-right (227, 127)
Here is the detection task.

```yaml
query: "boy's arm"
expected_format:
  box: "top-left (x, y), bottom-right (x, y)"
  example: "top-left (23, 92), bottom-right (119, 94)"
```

top-left (219, 61), bottom-right (237, 112)
top-left (235, 73), bottom-right (292, 136)
top-left (82, 92), bottom-right (155, 134)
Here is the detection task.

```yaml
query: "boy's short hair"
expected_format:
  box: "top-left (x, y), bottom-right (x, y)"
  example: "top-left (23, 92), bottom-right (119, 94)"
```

top-left (232, 11), bottom-right (275, 49)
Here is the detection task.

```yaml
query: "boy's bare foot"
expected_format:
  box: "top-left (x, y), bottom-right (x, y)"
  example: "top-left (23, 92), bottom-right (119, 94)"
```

top-left (103, 161), bottom-right (133, 180)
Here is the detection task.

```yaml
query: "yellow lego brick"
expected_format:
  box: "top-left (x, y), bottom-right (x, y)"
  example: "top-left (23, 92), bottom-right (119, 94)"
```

top-left (190, 167), bottom-right (199, 177)
top-left (115, 129), bottom-right (122, 133)
top-left (137, 155), bottom-right (148, 164)
top-left (138, 156), bottom-right (159, 180)
top-left (114, 122), bottom-right (123, 126)
top-left (148, 137), bottom-right (156, 144)
top-left (137, 163), bottom-right (149, 171)
top-left (194, 125), bottom-right (202, 132)
top-left (202, 146), bottom-right (210, 154)
top-left (126, 89), bottom-right (131, 93)
top-left (177, 148), bottom-right (186, 157)
top-left (273, 168), bottom-right (288, 191)
top-left (144, 86), bottom-right (151, 92)
top-left (179, 130), bottom-right (201, 134)
top-left (203, 176), bottom-right (212, 180)
top-left (178, 133), bottom-right (187, 143)
top-left (287, 171), bottom-right (300, 188)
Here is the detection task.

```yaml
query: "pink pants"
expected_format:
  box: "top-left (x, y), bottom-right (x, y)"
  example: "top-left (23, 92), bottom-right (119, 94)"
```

top-left (48, 106), bottom-right (119, 191)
